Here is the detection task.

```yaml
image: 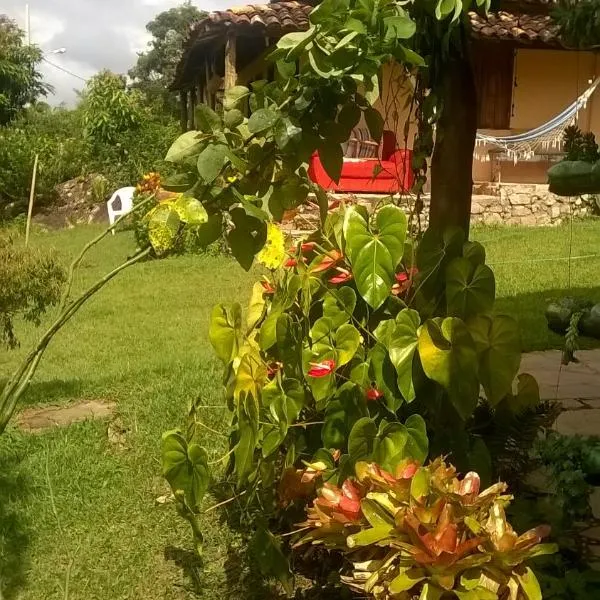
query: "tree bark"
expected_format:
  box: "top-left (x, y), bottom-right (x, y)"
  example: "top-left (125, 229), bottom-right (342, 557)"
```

top-left (430, 35), bottom-right (478, 237)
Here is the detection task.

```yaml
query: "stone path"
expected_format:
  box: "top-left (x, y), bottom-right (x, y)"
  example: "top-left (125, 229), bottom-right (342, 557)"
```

top-left (521, 349), bottom-right (600, 436)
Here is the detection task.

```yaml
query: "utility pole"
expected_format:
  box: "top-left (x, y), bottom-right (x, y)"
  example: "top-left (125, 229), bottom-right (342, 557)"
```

top-left (26, 3), bottom-right (31, 45)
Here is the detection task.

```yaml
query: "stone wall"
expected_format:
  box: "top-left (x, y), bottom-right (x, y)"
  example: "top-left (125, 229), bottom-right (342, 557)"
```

top-left (471, 183), bottom-right (596, 226)
top-left (284, 184), bottom-right (597, 236)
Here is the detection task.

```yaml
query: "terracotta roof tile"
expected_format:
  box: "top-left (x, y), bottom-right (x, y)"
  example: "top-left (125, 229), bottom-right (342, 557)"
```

top-left (173, 1), bottom-right (564, 89)
top-left (470, 11), bottom-right (560, 46)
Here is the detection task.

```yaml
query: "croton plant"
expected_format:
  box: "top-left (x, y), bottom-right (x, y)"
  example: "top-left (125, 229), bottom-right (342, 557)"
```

top-left (161, 201), bottom-right (552, 597)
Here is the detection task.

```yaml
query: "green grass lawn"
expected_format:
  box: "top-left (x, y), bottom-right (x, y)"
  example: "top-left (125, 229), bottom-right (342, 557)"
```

top-left (0, 220), bottom-right (598, 600)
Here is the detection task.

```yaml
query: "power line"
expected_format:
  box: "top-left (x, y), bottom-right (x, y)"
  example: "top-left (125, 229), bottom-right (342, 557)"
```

top-left (42, 57), bottom-right (88, 83)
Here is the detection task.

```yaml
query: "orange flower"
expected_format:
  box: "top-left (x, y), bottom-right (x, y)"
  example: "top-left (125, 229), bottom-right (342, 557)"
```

top-left (260, 279), bottom-right (275, 294)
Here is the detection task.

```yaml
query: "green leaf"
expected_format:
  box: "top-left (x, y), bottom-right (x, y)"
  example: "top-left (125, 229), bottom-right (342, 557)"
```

top-left (234, 351), bottom-right (267, 403)
top-left (361, 498), bottom-right (395, 528)
top-left (248, 108), bottom-right (279, 134)
top-left (235, 407), bottom-right (258, 485)
top-left (227, 217), bottom-right (266, 271)
top-left (419, 584), bottom-right (444, 600)
top-left (446, 257), bottom-right (496, 319)
top-left (348, 417), bottom-right (377, 461)
top-left (174, 196), bottom-right (208, 225)
top-left (343, 18), bottom-right (367, 34)
top-left (148, 204), bottom-right (180, 254)
top-left (223, 85), bottom-right (250, 111)
top-left (410, 468), bottom-right (430, 501)
top-left (338, 103), bottom-right (362, 135)
top-left (374, 422), bottom-right (409, 472)
top-left (165, 131), bottom-right (204, 163)
top-left (195, 104), bottom-right (222, 133)
top-left (364, 107), bottom-right (384, 142)
top-left (335, 30), bottom-right (359, 51)
top-left (322, 383), bottom-right (368, 449)
top-left (404, 415), bottom-right (428, 463)
top-left (247, 281), bottom-right (267, 330)
top-left (467, 315), bottom-right (521, 406)
top-left (386, 308), bottom-right (421, 402)
top-left (384, 14), bottom-right (416, 39)
top-left (277, 27), bottom-right (316, 59)
top-left (319, 140), bottom-right (343, 183)
top-left (194, 213), bottom-right (223, 248)
top-left (224, 108), bottom-right (244, 129)
top-left (514, 566), bottom-right (542, 600)
top-left (401, 46), bottom-right (426, 67)
top-left (161, 430), bottom-right (209, 511)
top-left (161, 172), bottom-right (197, 193)
top-left (209, 303), bottom-right (242, 363)
top-left (250, 526), bottom-right (293, 595)
top-left (389, 569), bottom-right (426, 593)
top-left (418, 317), bottom-right (479, 420)
top-left (369, 343), bottom-right (403, 412)
top-left (344, 205), bottom-right (407, 309)
top-left (347, 526), bottom-right (393, 548)
top-left (323, 287), bottom-right (357, 328)
top-left (336, 324), bottom-right (361, 366)
top-left (435, 0), bottom-right (456, 19)
top-left (504, 373), bottom-right (541, 413)
top-left (197, 143), bottom-right (229, 183)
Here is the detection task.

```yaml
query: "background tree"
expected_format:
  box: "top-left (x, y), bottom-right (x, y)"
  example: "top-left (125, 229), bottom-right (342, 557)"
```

top-left (0, 16), bottom-right (51, 126)
top-left (82, 70), bottom-right (142, 146)
top-left (128, 2), bottom-right (207, 115)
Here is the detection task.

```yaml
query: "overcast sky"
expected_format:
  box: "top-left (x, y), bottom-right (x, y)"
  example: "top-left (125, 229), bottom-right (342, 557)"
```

top-left (3, 0), bottom-right (232, 105)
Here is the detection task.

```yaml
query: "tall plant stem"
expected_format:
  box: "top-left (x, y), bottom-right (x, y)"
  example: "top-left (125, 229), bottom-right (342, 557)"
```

top-left (0, 246), bottom-right (151, 433)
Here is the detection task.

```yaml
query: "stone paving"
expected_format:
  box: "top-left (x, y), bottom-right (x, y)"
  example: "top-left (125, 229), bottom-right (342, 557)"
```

top-left (521, 349), bottom-right (600, 435)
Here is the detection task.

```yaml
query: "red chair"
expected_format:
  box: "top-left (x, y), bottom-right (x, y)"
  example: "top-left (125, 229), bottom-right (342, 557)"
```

top-left (308, 130), bottom-right (413, 194)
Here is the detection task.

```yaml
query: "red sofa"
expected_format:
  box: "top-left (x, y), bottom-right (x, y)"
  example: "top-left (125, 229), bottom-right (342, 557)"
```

top-left (308, 130), bottom-right (413, 194)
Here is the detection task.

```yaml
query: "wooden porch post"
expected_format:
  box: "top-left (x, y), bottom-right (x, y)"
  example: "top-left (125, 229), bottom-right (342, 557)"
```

top-left (179, 91), bottom-right (188, 131)
top-left (205, 58), bottom-right (213, 109)
top-left (189, 87), bottom-right (197, 129)
top-left (224, 31), bottom-right (237, 91)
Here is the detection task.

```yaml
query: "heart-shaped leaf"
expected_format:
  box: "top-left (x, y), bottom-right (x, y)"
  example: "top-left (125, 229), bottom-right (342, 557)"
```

top-left (467, 315), bottom-right (521, 406)
top-left (323, 287), bottom-right (357, 328)
top-left (446, 257), bottom-right (496, 319)
top-left (348, 417), bottom-right (378, 462)
top-left (197, 143), bottom-right (229, 183)
top-left (173, 196), bottom-right (208, 225)
top-left (165, 131), bottom-right (204, 163)
top-left (344, 205), bottom-right (407, 309)
top-left (209, 303), bottom-right (242, 363)
top-left (195, 104), bottom-right (222, 133)
top-left (147, 204), bottom-right (181, 254)
top-left (336, 323), bottom-right (361, 366)
top-left (322, 383), bottom-right (368, 449)
top-left (386, 308), bottom-right (421, 402)
top-left (161, 430), bottom-right (210, 511)
top-left (418, 317), bottom-right (479, 420)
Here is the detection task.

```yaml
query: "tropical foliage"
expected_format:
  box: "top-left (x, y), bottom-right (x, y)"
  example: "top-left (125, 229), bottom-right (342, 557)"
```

top-left (0, 16), bottom-right (50, 125)
top-left (295, 459), bottom-right (555, 599)
top-left (0, 229), bottom-right (65, 348)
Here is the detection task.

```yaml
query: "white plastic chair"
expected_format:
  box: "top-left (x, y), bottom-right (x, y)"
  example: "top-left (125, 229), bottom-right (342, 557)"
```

top-left (106, 187), bottom-right (135, 234)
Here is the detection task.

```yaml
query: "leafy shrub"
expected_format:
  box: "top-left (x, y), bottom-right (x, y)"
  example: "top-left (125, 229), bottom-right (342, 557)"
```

top-left (161, 203), bottom-right (552, 594)
top-left (0, 229), bottom-right (65, 347)
top-left (294, 458), bottom-right (555, 599)
top-left (0, 107), bottom-right (90, 214)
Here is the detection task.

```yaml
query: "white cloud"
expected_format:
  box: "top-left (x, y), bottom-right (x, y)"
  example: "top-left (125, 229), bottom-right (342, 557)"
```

top-left (2, 0), bottom-right (233, 105)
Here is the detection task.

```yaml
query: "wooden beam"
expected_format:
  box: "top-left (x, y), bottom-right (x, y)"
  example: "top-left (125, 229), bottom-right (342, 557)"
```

top-left (224, 32), bottom-right (237, 91)
top-left (179, 91), bottom-right (188, 131)
top-left (189, 88), bottom-right (196, 129)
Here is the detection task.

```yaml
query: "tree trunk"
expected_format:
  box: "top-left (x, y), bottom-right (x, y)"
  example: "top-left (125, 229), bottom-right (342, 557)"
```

top-left (430, 35), bottom-right (477, 236)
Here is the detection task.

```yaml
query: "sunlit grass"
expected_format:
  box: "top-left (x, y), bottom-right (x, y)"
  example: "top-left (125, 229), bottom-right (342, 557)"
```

top-left (0, 220), bottom-right (598, 599)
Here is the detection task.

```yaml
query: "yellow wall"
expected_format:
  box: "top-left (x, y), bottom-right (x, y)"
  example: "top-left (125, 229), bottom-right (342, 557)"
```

top-left (474, 48), bottom-right (600, 183)
top-left (378, 49), bottom-right (600, 185)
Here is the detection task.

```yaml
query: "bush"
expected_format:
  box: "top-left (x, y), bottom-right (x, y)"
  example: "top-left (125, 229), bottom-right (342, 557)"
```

top-left (0, 107), bottom-right (90, 215)
top-left (161, 203), bottom-right (556, 596)
top-left (0, 228), bottom-right (66, 347)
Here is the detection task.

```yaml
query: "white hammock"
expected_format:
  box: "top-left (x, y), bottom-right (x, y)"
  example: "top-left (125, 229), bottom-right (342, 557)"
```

top-left (474, 77), bottom-right (600, 163)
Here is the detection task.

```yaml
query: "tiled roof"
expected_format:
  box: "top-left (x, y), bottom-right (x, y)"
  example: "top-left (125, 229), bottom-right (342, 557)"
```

top-left (470, 11), bottom-right (560, 46)
top-left (173, 1), bottom-right (564, 89)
